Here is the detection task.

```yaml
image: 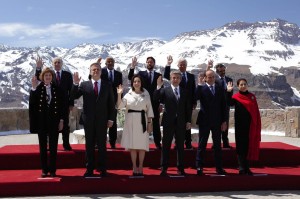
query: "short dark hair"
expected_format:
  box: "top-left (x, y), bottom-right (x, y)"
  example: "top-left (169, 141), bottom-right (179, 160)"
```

top-left (146, 56), bottom-right (155, 64)
top-left (131, 74), bottom-right (144, 92)
top-left (215, 63), bottom-right (226, 70)
top-left (237, 78), bottom-right (247, 86)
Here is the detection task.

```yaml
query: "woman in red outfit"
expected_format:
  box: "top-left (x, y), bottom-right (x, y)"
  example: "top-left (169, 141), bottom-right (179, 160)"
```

top-left (228, 78), bottom-right (261, 175)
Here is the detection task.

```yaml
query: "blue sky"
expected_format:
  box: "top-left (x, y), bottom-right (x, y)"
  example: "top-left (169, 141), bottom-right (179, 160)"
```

top-left (0, 0), bottom-right (299, 48)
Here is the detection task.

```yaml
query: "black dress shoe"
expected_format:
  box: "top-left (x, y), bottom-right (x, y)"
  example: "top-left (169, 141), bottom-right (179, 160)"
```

top-left (246, 169), bottom-right (253, 176)
top-left (50, 172), bottom-right (56, 177)
top-left (160, 170), bottom-right (168, 177)
top-left (177, 169), bottom-right (186, 176)
top-left (110, 143), bottom-right (116, 149)
top-left (83, 171), bottom-right (94, 177)
top-left (185, 144), bottom-right (192, 150)
top-left (155, 144), bottom-right (162, 150)
top-left (41, 172), bottom-right (48, 178)
top-left (239, 169), bottom-right (246, 175)
top-left (216, 168), bottom-right (227, 175)
top-left (196, 168), bottom-right (203, 176)
top-left (100, 170), bottom-right (107, 177)
top-left (63, 144), bottom-right (72, 151)
top-left (223, 144), bottom-right (232, 149)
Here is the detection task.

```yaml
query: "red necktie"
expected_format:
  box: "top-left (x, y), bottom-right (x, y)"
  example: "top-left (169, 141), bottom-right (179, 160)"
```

top-left (94, 81), bottom-right (98, 97)
top-left (56, 71), bottom-right (60, 85)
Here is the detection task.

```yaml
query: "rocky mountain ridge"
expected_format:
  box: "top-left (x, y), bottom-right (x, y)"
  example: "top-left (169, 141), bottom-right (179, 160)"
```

top-left (0, 18), bottom-right (300, 108)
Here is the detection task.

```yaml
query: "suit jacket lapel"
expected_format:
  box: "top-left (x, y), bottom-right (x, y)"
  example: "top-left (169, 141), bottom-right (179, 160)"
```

top-left (205, 84), bottom-right (215, 98)
top-left (168, 86), bottom-right (178, 103)
top-left (87, 81), bottom-right (98, 100)
top-left (98, 81), bottom-right (105, 100)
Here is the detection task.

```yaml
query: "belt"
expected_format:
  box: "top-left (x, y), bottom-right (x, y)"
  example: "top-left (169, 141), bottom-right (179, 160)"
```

top-left (128, 109), bottom-right (146, 133)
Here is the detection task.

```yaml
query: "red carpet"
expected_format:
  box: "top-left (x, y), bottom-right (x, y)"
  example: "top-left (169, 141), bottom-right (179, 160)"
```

top-left (0, 142), bottom-right (300, 196)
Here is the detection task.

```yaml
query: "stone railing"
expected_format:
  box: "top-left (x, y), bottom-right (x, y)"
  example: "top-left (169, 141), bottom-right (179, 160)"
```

top-left (0, 107), bottom-right (299, 138)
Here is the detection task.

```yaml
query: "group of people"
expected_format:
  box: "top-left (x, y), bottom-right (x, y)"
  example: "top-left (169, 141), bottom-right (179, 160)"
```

top-left (29, 55), bottom-right (261, 178)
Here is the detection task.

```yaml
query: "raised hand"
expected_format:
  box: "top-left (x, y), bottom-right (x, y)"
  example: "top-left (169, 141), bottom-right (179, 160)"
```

top-left (157, 75), bottom-right (163, 87)
top-left (131, 56), bottom-right (138, 69)
top-left (207, 59), bottom-right (214, 70)
top-left (227, 81), bottom-right (233, 92)
top-left (34, 54), bottom-right (44, 69)
top-left (117, 84), bottom-right (123, 94)
top-left (166, 55), bottom-right (173, 66)
top-left (31, 76), bottom-right (38, 89)
top-left (97, 57), bottom-right (102, 65)
top-left (73, 72), bottom-right (81, 84)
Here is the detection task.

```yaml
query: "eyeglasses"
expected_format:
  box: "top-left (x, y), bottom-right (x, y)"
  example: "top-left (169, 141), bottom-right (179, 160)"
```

top-left (54, 61), bottom-right (61, 64)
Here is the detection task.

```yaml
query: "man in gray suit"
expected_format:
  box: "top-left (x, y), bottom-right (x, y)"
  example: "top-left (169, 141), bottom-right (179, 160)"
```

top-left (154, 70), bottom-right (192, 176)
top-left (71, 63), bottom-right (115, 177)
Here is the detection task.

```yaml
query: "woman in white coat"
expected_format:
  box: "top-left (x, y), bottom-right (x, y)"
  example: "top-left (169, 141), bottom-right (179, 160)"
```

top-left (117, 74), bottom-right (154, 176)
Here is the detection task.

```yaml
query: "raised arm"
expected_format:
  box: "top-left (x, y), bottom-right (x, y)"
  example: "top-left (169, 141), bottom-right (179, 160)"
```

top-left (164, 55), bottom-right (173, 80)
top-left (128, 56), bottom-right (138, 80)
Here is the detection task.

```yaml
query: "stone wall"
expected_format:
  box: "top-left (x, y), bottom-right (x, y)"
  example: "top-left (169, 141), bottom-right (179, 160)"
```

top-left (1, 107), bottom-right (300, 138)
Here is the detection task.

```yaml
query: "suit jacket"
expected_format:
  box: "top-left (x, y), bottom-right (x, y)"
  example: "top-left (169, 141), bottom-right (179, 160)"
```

top-left (29, 82), bottom-right (66, 133)
top-left (101, 67), bottom-right (123, 104)
top-left (215, 76), bottom-right (233, 106)
top-left (71, 80), bottom-right (115, 129)
top-left (195, 84), bottom-right (227, 127)
top-left (164, 66), bottom-right (196, 107)
top-left (154, 86), bottom-right (191, 129)
top-left (128, 69), bottom-right (161, 100)
top-left (36, 69), bottom-right (74, 118)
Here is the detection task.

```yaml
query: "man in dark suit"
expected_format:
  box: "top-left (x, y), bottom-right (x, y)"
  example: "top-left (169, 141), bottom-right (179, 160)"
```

top-left (99, 56), bottom-right (123, 149)
top-left (195, 69), bottom-right (228, 175)
top-left (128, 56), bottom-right (162, 149)
top-left (164, 56), bottom-right (196, 149)
top-left (215, 63), bottom-right (233, 148)
top-left (154, 70), bottom-right (192, 176)
top-left (71, 63), bottom-right (115, 177)
top-left (35, 56), bottom-right (74, 151)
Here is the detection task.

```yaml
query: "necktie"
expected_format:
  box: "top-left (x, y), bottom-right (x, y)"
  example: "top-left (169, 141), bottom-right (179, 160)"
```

top-left (221, 77), bottom-right (226, 89)
top-left (94, 81), bottom-right (98, 97)
top-left (56, 71), bottom-right (60, 85)
top-left (174, 87), bottom-right (179, 100)
top-left (210, 85), bottom-right (215, 95)
top-left (181, 73), bottom-right (186, 87)
top-left (109, 70), bottom-right (113, 82)
top-left (148, 71), bottom-right (152, 84)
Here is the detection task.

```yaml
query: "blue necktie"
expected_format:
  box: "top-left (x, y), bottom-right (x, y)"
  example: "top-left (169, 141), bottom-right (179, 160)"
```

top-left (174, 87), bottom-right (179, 100)
top-left (210, 85), bottom-right (215, 95)
top-left (148, 71), bottom-right (152, 84)
top-left (109, 70), bottom-right (113, 82)
top-left (181, 73), bottom-right (186, 87)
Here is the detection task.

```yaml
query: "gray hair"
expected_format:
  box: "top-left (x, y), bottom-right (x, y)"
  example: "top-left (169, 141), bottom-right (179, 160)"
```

top-left (52, 57), bottom-right (63, 65)
top-left (177, 58), bottom-right (187, 66)
top-left (170, 70), bottom-right (182, 79)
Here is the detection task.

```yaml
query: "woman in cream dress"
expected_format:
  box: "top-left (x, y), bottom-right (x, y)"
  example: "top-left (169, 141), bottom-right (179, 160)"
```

top-left (117, 74), bottom-right (154, 176)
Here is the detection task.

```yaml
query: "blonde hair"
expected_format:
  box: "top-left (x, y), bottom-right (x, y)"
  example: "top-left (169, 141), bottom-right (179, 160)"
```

top-left (39, 67), bottom-right (54, 82)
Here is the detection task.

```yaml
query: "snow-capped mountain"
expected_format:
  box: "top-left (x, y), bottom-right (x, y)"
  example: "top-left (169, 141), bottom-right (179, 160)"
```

top-left (0, 19), bottom-right (300, 108)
